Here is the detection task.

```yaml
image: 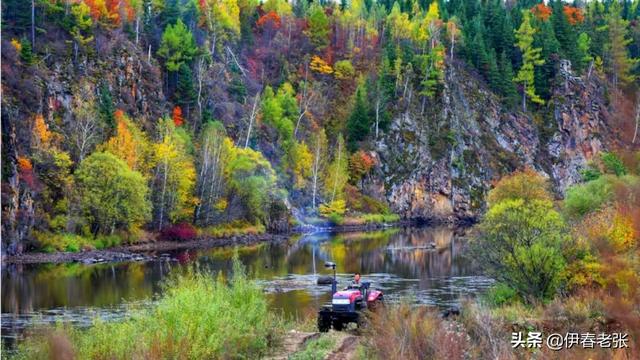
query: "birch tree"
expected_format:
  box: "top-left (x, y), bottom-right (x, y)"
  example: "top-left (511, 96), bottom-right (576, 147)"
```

top-left (310, 129), bottom-right (328, 210)
top-left (194, 121), bottom-right (227, 225)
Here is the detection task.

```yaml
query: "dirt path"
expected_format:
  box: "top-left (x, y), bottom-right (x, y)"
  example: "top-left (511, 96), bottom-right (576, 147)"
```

top-left (269, 330), bottom-right (361, 360)
top-left (267, 331), bottom-right (320, 360)
top-left (326, 334), bottom-right (360, 360)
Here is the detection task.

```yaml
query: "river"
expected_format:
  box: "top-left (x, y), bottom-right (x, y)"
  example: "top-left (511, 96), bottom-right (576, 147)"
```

top-left (1, 226), bottom-right (493, 348)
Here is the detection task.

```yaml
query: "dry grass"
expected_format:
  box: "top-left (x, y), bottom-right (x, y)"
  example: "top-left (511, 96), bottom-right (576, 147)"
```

top-left (361, 303), bottom-right (469, 360)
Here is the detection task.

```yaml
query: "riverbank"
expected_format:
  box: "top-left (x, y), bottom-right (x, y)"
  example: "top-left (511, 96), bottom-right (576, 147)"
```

top-left (1, 220), bottom-right (422, 265)
top-left (1, 233), bottom-right (291, 265)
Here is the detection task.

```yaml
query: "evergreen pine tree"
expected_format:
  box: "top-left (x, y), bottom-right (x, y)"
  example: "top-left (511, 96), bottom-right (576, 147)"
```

top-left (175, 63), bottom-right (197, 109)
top-left (487, 48), bottom-right (501, 93)
top-left (533, 19), bottom-right (560, 100)
top-left (498, 50), bottom-right (517, 105)
top-left (98, 83), bottom-right (116, 133)
top-left (19, 38), bottom-right (34, 65)
top-left (551, 0), bottom-right (579, 69)
top-left (604, 1), bottom-right (638, 88)
top-left (346, 85), bottom-right (371, 152)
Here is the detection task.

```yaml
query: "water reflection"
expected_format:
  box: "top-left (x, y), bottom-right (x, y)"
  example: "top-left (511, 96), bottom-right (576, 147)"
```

top-left (1, 226), bottom-right (492, 346)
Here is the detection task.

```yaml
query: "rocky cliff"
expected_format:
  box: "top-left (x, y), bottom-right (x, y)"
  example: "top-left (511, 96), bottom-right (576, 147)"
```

top-left (371, 60), bottom-right (618, 222)
top-left (0, 28), bottom-right (625, 230)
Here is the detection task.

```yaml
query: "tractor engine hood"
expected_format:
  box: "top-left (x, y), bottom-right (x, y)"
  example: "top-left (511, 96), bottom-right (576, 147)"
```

top-left (332, 290), bottom-right (361, 304)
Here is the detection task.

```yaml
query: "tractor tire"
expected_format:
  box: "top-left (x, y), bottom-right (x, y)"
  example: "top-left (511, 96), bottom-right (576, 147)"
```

top-left (318, 314), bottom-right (331, 333)
top-left (333, 320), bottom-right (344, 331)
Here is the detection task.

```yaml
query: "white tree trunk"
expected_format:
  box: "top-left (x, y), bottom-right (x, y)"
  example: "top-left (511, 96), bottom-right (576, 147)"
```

top-left (135, 17), bottom-right (140, 45)
top-left (331, 140), bottom-right (342, 203)
top-left (633, 97), bottom-right (640, 144)
top-left (245, 94), bottom-right (260, 148)
top-left (375, 96), bottom-right (381, 139)
top-left (311, 136), bottom-right (321, 210)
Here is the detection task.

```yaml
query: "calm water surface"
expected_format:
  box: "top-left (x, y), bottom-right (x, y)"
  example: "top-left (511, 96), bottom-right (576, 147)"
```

top-left (1, 226), bottom-right (493, 347)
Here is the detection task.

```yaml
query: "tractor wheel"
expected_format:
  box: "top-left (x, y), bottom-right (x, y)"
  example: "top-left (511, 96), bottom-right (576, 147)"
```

top-left (318, 314), bottom-right (331, 333)
top-left (332, 320), bottom-right (344, 331)
top-left (369, 296), bottom-right (384, 312)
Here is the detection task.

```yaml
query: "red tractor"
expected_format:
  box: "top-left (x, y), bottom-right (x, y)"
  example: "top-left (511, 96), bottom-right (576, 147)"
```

top-left (317, 262), bottom-right (384, 332)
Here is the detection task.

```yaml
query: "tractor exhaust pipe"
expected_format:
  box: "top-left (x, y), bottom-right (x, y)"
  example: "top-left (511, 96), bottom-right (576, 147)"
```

top-left (324, 262), bottom-right (337, 295)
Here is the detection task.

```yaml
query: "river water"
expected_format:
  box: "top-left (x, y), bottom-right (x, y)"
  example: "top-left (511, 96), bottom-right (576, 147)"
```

top-left (1, 226), bottom-right (493, 347)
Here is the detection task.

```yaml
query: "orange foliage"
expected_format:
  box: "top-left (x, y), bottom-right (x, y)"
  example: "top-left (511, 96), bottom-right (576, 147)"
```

top-left (172, 106), bottom-right (184, 127)
top-left (10, 38), bottom-right (22, 52)
top-left (563, 5), bottom-right (584, 25)
top-left (349, 150), bottom-right (376, 182)
top-left (104, 110), bottom-right (138, 169)
top-left (309, 55), bottom-right (333, 74)
top-left (256, 11), bottom-right (281, 29)
top-left (17, 156), bottom-right (36, 188)
top-left (33, 114), bottom-right (52, 147)
top-left (17, 156), bottom-right (33, 171)
top-left (83, 0), bottom-right (124, 25)
top-left (531, 3), bottom-right (552, 21)
top-left (114, 109), bottom-right (125, 122)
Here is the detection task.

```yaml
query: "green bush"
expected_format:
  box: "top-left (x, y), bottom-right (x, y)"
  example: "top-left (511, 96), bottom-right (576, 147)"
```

top-left (472, 199), bottom-right (568, 302)
top-left (13, 257), bottom-right (283, 359)
top-left (563, 176), bottom-right (613, 219)
top-left (360, 213), bottom-right (401, 224)
top-left (484, 283), bottom-right (519, 307)
top-left (33, 232), bottom-right (93, 253)
top-left (328, 212), bottom-right (344, 225)
top-left (580, 165), bottom-right (601, 182)
top-left (600, 152), bottom-right (627, 176)
top-left (93, 235), bottom-right (122, 249)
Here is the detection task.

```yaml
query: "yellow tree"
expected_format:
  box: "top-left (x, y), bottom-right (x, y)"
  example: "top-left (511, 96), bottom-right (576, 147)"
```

top-left (198, 0), bottom-right (241, 55)
top-left (290, 141), bottom-right (313, 189)
top-left (101, 110), bottom-right (152, 173)
top-left (262, 0), bottom-right (292, 16)
top-left (386, 3), bottom-right (412, 42)
top-left (514, 10), bottom-right (545, 112)
top-left (151, 118), bottom-right (196, 230)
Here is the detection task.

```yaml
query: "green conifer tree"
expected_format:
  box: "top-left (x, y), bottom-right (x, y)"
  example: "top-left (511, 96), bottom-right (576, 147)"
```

top-left (514, 10), bottom-right (545, 112)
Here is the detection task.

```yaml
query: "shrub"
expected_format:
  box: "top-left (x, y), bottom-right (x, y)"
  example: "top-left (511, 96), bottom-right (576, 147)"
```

top-left (600, 152), bottom-right (627, 176)
top-left (160, 222), bottom-right (198, 242)
top-left (472, 199), bottom-right (568, 302)
top-left (326, 212), bottom-right (343, 225)
top-left (33, 232), bottom-right (93, 253)
top-left (94, 235), bottom-right (123, 249)
top-left (202, 221), bottom-right (266, 238)
top-left (364, 303), bottom-right (469, 360)
top-left (563, 176), bottom-right (613, 219)
top-left (487, 168), bottom-right (552, 206)
top-left (360, 213), bottom-right (401, 224)
top-left (580, 164), bottom-right (601, 181)
top-left (14, 257), bottom-right (283, 359)
top-left (484, 283), bottom-right (519, 307)
top-left (333, 60), bottom-right (355, 79)
top-left (318, 200), bottom-right (347, 218)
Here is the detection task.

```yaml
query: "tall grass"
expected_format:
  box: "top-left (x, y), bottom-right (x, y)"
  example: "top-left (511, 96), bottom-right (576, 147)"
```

top-left (361, 303), bottom-right (469, 360)
top-left (12, 256), bottom-right (283, 359)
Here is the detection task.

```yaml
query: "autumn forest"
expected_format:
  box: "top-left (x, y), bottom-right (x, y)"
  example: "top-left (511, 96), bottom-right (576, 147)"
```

top-left (2, 0), bottom-right (640, 358)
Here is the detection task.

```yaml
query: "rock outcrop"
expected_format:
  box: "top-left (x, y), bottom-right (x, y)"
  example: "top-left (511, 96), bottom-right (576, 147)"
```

top-left (372, 61), bottom-right (617, 222)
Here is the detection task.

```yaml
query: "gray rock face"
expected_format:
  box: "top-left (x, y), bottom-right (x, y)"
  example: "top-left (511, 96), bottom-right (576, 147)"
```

top-left (372, 62), bottom-right (614, 222)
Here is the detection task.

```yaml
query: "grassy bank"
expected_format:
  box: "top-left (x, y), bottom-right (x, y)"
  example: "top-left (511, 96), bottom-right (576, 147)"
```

top-left (30, 221), bottom-right (266, 254)
top-left (10, 257), bottom-right (283, 359)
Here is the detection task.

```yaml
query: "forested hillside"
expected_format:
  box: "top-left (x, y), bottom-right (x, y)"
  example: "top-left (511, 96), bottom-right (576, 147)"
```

top-left (2, 0), bottom-right (639, 254)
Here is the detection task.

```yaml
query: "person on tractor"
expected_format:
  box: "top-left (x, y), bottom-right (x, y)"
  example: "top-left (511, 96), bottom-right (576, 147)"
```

top-left (353, 272), bottom-right (361, 285)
